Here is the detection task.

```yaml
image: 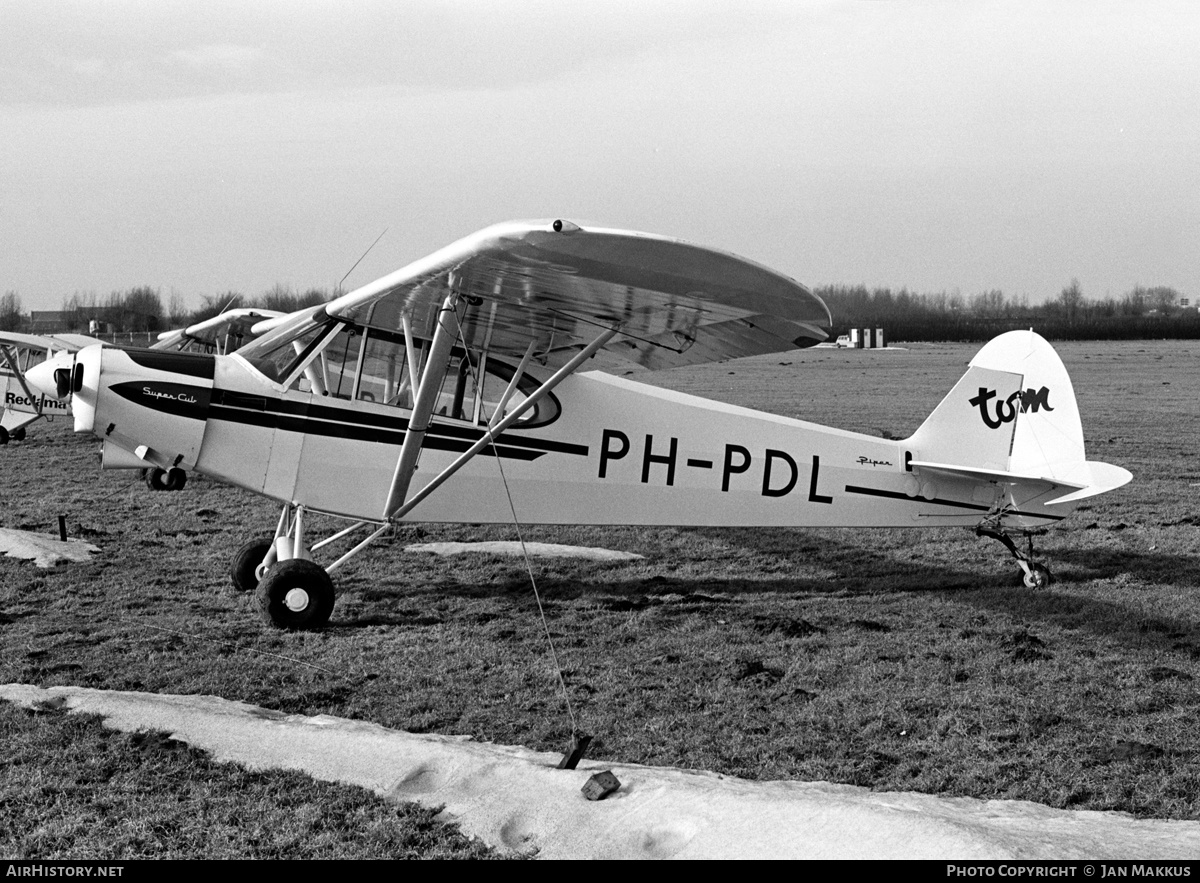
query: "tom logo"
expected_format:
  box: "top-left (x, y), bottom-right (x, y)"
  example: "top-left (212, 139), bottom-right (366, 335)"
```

top-left (969, 386), bottom-right (1053, 430)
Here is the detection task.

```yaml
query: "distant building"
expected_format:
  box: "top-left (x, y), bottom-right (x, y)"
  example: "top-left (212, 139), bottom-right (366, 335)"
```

top-left (849, 327), bottom-right (886, 348)
top-left (29, 310), bottom-right (71, 333)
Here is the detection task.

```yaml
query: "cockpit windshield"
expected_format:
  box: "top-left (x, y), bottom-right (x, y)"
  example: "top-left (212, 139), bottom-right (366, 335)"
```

top-left (234, 306), bottom-right (332, 384)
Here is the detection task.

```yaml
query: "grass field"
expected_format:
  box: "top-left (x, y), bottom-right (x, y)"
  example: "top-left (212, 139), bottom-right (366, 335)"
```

top-left (1, 338), bottom-right (1198, 857)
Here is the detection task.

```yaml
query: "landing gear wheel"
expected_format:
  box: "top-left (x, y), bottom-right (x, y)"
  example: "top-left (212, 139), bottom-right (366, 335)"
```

top-left (257, 559), bottom-right (335, 630)
top-left (11, 427), bottom-right (25, 441)
top-left (145, 467), bottom-right (187, 491)
top-left (0, 427), bottom-right (8, 445)
top-left (230, 538), bottom-right (273, 593)
top-left (1022, 564), bottom-right (1052, 589)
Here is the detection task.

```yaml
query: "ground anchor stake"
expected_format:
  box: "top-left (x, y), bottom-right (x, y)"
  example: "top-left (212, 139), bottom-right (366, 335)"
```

top-left (558, 732), bottom-right (592, 770)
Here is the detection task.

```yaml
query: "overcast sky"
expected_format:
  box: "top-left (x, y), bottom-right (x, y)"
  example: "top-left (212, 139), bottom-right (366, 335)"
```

top-left (2, 0), bottom-right (1197, 312)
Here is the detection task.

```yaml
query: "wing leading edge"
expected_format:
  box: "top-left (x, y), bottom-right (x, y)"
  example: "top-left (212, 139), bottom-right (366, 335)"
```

top-left (321, 220), bottom-right (831, 370)
top-left (0, 331), bottom-right (105, 353)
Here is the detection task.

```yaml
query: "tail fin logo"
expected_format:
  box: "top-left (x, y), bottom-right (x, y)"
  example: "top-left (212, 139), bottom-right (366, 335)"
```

top-left (969, 386), bottom-right (1054, 429)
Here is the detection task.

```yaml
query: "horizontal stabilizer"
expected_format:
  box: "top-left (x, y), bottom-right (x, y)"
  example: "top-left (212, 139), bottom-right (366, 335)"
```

top-left (1042, 460), bottom-right (1133, 505)
top-left (908, 459), bottom-right (1086, 492)
top-left (909, 457), bottom-right (1131, 507)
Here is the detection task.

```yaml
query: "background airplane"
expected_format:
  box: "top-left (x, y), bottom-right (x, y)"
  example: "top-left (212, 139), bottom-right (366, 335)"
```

top-left (26, 220), bottom-right (1132, 630)
top-left (150, 307), bottom-right (288, 356)
top-left (0, 331), bottom-right (105, 445)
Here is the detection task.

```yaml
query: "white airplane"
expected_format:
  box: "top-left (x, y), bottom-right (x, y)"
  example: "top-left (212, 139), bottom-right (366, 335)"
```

top-left (26, 220), bottom-right (1132, 630)
top-left (0, 331), bottom-right (106, 445)
top-left (3, 310), bottom-right (284, 489)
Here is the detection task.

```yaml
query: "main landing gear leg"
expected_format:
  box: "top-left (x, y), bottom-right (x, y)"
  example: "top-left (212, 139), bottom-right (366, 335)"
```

top-left (976, 527), bottom-right (1052, 589)
top-left (233, 503), bottom-right (385, 631)
top-left (246, 503), bottom-right (331, 630)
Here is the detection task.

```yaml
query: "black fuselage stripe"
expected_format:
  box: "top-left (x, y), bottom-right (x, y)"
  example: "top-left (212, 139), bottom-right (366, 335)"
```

top-left (207, 406), bottom-right (545, 459)
top-left (844, 484), bottom-right (1066, 521)
top-left (208, 389), bottom-right (586, 456)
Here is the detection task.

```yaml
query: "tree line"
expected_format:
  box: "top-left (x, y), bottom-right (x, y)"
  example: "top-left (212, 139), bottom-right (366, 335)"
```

top-left (815, 281), bottom-right (1199, 341)
top-left (0, 285), bottom-right (333, 334)
top-left (2, 280), bottom-right (1196, 342)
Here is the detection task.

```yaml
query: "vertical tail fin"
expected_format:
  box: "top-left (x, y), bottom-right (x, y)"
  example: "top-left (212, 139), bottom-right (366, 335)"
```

top-left (906, 331), bottom-right (1129, 500)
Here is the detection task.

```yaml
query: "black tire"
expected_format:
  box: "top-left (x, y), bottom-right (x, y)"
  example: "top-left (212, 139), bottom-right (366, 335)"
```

top-left (146, 467), bottom-right (188, 491)
top-left (11, 427), bottom-right (25, 441)
top-left (230, 538), bottom-right (273, 593)
top-left (0, 427), bottom-right (8, 446)
top-left (256, 559), bottom-right (335, 630)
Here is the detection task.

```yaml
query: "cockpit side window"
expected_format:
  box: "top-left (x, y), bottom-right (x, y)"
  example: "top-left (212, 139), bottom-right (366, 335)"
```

top-left (241, 314), bottom-right (558, 427)
top-left (315, 325), bottom-right (363, 399)
top-left (357, 329), bottom-right (416, 408)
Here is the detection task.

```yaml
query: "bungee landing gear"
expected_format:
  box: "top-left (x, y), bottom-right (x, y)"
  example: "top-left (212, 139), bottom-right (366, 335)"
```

top-left (977, 526), bottom-right (1053, 589)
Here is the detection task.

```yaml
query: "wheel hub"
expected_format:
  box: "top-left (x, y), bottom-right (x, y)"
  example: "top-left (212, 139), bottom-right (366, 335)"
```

top-left (283, 588), bottom-right (311, 612)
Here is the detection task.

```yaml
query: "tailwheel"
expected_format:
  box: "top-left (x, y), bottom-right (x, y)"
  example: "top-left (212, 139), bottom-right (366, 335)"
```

top-left (230, 538), bottom-right (273, 593)
top-left (977, 526), bottom-right (1053, 591)
top-left (1022, 563), bottom-right (1052, 589)
top-left (257, 559), bottom-right (335, 630)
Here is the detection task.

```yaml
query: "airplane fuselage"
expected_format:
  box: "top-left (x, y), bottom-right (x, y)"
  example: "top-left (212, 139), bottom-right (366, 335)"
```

top-left (73, 345), bottom-right (1069, 531)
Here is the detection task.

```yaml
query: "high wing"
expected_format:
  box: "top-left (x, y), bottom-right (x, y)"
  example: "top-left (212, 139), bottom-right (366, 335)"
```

top-left (46, 333), bottom-right (110, 350)
top-left (321, 220), bottom-right (831, 370)
top-left (154, 308), bottom-right (289, 354)
top-left (0, 331), bottom-right (106, 354)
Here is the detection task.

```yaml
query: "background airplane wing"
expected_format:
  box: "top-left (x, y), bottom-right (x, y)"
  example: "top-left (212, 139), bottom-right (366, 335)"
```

top-left (154, 308), bottom-right (289, 353)
top-left (45, 333), bottom-right (108, 350)
top-left (323, 220), bottom-right (831, 370)
top-left (0, 331), bottom-right (96, 353)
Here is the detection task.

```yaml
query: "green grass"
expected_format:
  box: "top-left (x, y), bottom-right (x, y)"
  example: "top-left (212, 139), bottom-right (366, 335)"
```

top-left (1, 339), bottom-right (1198, 856)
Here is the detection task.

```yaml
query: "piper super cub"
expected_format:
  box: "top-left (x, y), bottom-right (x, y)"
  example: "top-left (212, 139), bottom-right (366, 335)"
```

top-left (26, 220), bottom-right (1132, 630)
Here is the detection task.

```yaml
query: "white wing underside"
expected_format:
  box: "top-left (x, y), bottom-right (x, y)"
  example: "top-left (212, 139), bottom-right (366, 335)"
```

top-left (321, 220), bottom-right (832, 370)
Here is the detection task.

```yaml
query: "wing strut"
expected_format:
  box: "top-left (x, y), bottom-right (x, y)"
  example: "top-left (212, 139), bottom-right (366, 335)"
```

top-left (2, 345), bottom-right (43, 417)
top-left (385, 326), bottom-right (619, 522)
top-left (382, 290), bottom-right (465, 518)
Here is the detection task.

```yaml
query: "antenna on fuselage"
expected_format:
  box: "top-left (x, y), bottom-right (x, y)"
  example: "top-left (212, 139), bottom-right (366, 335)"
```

top-left (338, 228), bottom-right (388, 293)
